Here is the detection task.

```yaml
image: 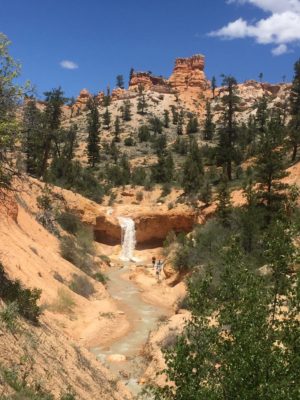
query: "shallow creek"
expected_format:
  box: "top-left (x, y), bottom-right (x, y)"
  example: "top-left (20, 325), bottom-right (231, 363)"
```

top-left (91, 262), bottom-right (168, 396)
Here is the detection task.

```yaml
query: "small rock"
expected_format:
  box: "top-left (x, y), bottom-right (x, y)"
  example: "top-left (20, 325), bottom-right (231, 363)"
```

top-left (107, 354), bottom-right (126, 362)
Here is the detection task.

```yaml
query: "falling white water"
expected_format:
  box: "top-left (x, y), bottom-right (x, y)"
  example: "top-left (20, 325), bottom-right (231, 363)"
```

top-left (118, 217), bottom-right (136, 261)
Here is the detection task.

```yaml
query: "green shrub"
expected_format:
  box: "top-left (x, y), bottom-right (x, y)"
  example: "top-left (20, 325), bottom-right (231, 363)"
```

top-left (136, 191), bottom-right (144, 202)
top-left (0, 301), bottom-right (19, 332)
top-left (0, 263), bottom-right (41, 324)
top-left (69, 274), bottom-right (95, 298)
top-left (138, 125), bottom-right (151, 142)
top-left (131, 167), bottom-right (147, 186)
top-left (93, 272), bottom-right (108, 285)
top-left (56, 212), bottom-right (81, 234)
top-left (124, 136), bottom-right (134, 146)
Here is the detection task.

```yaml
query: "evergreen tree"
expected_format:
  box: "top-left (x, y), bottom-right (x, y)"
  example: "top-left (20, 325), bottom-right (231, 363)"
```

top-left (138, 125), bottom-right (151, 142)
top-left (22, 99), bottom-right (43, 175)
top-left (129, 67), bottom-right (134, 85)
top-left (63, 124), bottom-right (78, 161)
top-left (163, 110), bottom-right (170, 128)
top-left (211, 75), bottom-right (217, 98)
top-left (137, 85), bottom-right (148, 115)
top-left (40, 87), bottom-right (66, 177)
top-left (102, 107), bottom-right (111, 129)
top-left (151, 151), bottom-right (174, 183)
top-left (86, 96), bottom-right (100, 167)
top-left (170, 105), bottom-right (178, 125)
top-left (182, 139), bottom-right (204, 194)
top-left (114, 116), bottom-right (121, 142)
top-left (186, 114), bottom-right (199, 134)
top-left (149, 116), bottom-right (163, 134)
top-left (203, 101), bottom-right (215, 140)
top-left (177, 109), bottom-right (184, 135)
top-left (216, 176), bottom-right (232, 227)
top-left (102, 86), bottom-right (111, 107)
top-left (0, 33), bottom-right (22, 189)
top-left (121, 100), bottom-right (132, 121)
top-left (289, 58), bottom-right (300, 161)
top-left (216, 75), bottom-right (240, 181)
top-left (255, 114), bottom-right (288, 219)
top-left (116, 74), bottom-right (124, 89)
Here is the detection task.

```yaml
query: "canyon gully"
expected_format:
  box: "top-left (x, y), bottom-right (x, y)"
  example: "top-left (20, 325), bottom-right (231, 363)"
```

top-left (91, 217), bottom-right (168, 396)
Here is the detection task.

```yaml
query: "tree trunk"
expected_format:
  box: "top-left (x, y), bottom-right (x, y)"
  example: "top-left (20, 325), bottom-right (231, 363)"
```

top-left (292, 143), bottom-right (297, 162)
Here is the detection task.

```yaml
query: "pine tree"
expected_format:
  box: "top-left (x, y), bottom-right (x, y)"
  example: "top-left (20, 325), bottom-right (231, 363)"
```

top-left (255, 113), bottom-right (288, 220)
top-left (137, 85), bottom-right (148, 115)
top-left (170, 105), bottom-right (178, 125)
top-left (216, 75), bottom-right (240, 181)
top-left (102, 107), bottom-right (111, 129)
top-left (116, 74), bottom-right (124, 89)
top-left (63, 124), bottom-right (78, 161)
top-left (40, 87), bottom-right (66, 177)
top-left (186, 115), bottom-right (199, 134)
top-left (163, 110), bottom-right (170, 128)
top-left (211, 75), bottom-right (217, 98)
top-left (129, 67), bottom-right (134, 85)
top-left (289, 58), bottom-right (300, 161)
top-left (177, 109), bottom-right (184, 135)
top-left (103, 86), bottom-right (111, 107)
top-left (203, 101), bottom-right (215, 140)
top-left (149, 116), bottom-right (163, 134)
top-left (121, 100), bottom-right (132, 121)
top-left (114, 116), bottom-right (121, 142)
top-left (151, 151), bottom-right (174, 183)
top-left (22, 99), bottom-right (43, 175)
top-left (86, 96), bottom-right (100, 167)
top-left (182, 139), bottom-right (204, 194)
top-left (216, 176), bottom-right (232, 227)
top-left (0, 34), bottom-right (22, 190)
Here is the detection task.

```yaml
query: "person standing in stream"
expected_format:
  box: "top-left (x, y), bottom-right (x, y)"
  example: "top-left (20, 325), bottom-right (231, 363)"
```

top-left (152, 256), bottom-right (156, 268)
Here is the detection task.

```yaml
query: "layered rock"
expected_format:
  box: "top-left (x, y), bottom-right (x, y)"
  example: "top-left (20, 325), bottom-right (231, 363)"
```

top-left (129, 72), bottom-right (172, 93)
top-left (72, 88), bottom-right (92, 115)
top-left (93, 210), bottom-right (196, 247)
top-left (169, 54), bottom-right (208, 90)
top-left (168, 54), bottom-right (210, 113)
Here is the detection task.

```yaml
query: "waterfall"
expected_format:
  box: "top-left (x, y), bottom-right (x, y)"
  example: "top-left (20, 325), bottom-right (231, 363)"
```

top-left (118, 217), bottom-right (136, 261)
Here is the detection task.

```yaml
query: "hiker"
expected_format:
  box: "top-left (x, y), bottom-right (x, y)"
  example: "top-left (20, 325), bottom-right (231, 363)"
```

top-left (155, 259), bottom-right (163, 281)
top-left (152, 256), bottom-right (156, 268)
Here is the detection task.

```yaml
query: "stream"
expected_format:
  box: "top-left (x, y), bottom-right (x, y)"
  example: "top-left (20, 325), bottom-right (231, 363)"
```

top-left (91, 263), bottom-right (167, 395)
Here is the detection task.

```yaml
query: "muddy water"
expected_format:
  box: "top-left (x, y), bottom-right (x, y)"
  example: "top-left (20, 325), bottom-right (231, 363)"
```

top-left (91, 263), bottom-right (168, 396)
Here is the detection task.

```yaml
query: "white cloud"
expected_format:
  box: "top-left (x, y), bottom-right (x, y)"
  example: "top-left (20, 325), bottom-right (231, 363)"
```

top-left (210, 0), bottom-right (300, 55)
top-left (60, 60), bottom-right (78, 70)
top-left (272, 44), bottom-right (288, 56)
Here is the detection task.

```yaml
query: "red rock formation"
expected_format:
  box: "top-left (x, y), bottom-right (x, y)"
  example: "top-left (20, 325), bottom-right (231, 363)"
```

top-left (93, 211), bottom-right (196, 247)
top-left (168, 54), bottom-right (210, 114)
top-left (169, 54), bottom-right (208, 90)
top-left (72, 88), bottom-right (92, 115)
top-left (129, 72), bottom-right (171, 93)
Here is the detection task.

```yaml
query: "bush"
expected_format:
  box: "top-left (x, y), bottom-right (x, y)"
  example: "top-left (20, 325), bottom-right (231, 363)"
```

top-left (136, 191), bottom-right (144, 202)
top-left (69, 274), bottom-right (95, 298)
top-left (131, 167), bottom-right (147, 186)
top-left (0, 301), bottom-right (19, 331)
top-left (93, 272), bottom-right (108, 285)
top-left (138, 125), bottom-right (151, 142)
top-left (60, 235), bottom-right (93, 274)
top-left (50, 288), bottom-right (75, 314)
top-left (124, 136), bottom-right (134, 146)
top-left (0, 263), bottom-right (41, 324)
top-left (56, 212), bottom-right (81, 234)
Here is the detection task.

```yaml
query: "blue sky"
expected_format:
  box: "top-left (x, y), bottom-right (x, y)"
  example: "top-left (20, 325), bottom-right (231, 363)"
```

top-left (1, 0), bottom-right (299, 98)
